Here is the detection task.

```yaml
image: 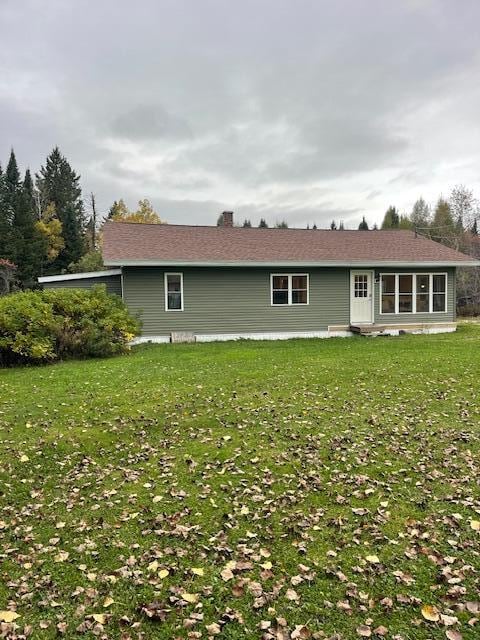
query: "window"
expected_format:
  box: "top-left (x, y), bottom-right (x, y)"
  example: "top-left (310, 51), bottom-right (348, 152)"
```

top-left (416, 274), bottom-right (429, 312)
top-left (381, 274), bottom-right (395, 314)
top-left (433, 274), bottom-right (446, 312)
top-left (165, 273), bottom-right (183, 311)
top-left (380, 273), bottom-right (447, 314)
top-left (398, 274), bottom-right (413, 313)
top-left (271, 274), bottom-right (308, 305)
top-left (354, 274), bottom-right (368, 298)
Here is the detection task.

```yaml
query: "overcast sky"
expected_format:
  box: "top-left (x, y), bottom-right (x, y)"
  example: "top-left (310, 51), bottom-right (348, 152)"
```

top-left (1, 0), bottom-right (480, 228)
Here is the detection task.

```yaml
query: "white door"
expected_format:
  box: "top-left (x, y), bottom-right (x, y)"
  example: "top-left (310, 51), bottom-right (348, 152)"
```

top-left (350, 271), bottom-right (373, 324)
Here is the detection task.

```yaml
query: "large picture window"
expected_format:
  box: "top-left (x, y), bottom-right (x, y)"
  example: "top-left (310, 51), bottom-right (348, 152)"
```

top-left (165, 272), bottom-right (183, 311)
top-left (380, 273), bottom-right (447, 314)
top-left (271, 274), bottom-right (309, 305)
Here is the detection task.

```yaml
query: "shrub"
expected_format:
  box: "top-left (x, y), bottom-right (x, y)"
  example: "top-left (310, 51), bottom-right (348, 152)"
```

top-left (0, 286), bottom-right (140, 366)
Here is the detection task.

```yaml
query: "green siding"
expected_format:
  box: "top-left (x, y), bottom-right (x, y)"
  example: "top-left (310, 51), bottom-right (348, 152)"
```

top-left (123, 267), bottom-right (350, 336)
top-left (373, 267), bottom-right (455, 324)
top-left (43, 274), bottom-right (122, 297)
top-left (122, 266), bottom-right (456, 337)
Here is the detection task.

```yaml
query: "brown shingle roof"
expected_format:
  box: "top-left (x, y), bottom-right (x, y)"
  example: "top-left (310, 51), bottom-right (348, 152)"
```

top-left (102, 221), bottom-right (478, 266)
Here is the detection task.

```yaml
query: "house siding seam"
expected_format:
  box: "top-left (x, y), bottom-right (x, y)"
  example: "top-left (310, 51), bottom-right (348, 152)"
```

top-left (42, 274), bottom-right (122, 297)
top-left (122, 266), bottom-right (350, 335)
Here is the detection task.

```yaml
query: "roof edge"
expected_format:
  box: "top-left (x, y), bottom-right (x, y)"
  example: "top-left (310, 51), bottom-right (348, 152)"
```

top-left (38, 269), bottom-right (122, 283)
top-left (103, 259), bottom-right (480, 268)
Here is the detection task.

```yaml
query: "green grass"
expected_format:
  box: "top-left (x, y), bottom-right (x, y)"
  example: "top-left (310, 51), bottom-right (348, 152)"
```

top-left (1, 326), bottom-right (480, 639)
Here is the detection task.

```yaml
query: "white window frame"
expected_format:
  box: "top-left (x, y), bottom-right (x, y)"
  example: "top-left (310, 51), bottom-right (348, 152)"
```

top-left (164, 272), bottom-right (184, 312)
top-left (379, 272), bottom-right (447, 315)
top-left (270, 273), bottom-right (309, 306)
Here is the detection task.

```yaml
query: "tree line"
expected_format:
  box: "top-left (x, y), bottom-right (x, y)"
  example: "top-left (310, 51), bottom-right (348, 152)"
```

top-left (0, 148), bottom-right (164, 289)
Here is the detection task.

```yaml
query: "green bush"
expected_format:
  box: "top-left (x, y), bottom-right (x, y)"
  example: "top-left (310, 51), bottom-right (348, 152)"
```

top-left (0, 286), bottom-right (140, 366)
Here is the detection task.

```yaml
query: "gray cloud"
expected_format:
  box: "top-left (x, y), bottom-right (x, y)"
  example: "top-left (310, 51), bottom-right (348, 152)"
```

top-left (1, 0), bottom-right (480, 228)
top-left (111, 105), bottom-right (192, 141)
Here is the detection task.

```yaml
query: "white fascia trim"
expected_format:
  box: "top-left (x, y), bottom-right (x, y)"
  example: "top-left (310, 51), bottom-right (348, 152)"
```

top-left (104, 260), bottom-right (480, 268)
top-left (38, 269), bottom-right (122, 283)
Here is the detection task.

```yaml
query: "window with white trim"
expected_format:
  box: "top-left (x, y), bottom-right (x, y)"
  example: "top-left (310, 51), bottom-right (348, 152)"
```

top-left (380, 273), bottom-right (447, 314)
top-left (271, 274), bottom-right (309, 305)
top-left (165, 272), bottom-right (183, 311)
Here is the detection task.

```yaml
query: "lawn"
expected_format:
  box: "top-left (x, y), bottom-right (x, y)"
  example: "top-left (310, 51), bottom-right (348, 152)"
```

top-left (0, 326), bottom-right (479, 640)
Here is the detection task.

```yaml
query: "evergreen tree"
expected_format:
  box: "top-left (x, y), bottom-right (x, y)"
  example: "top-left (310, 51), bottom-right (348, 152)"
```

top-left (398, 214), bottom-right (413, 229)
top-left (242, 219), bottom-right (252, 227)
top-left (330, 220), bottom-right (337, 230)
top-left (312, 223), bottom-right (317, 229)
top-left (13, 170), bottom-right (43, 287)
top-left (36, 147), bottom-right (85, 271)
top-left (275, 220), bottom-right (288, 228)
top-left (381, 206), bottom-right (400, 229)
top-left (0, 150), bottom-right (21, 262)
top-left (358, 216), bottom-right (369, 230)
top-left (410, 197), bottom-right (431, 230)
top-left (431, 198), bottom-right (457, 248)
top-left (0, 164), bottom-right (10, 259)
top-left (373, 222), bottom-right (378, 230)
top-left (472, 219), bottom-right (478, 235)
top-left (258, 218), bottom-right (268, 228)
top-left (338, 221), bottom-right (344, 230)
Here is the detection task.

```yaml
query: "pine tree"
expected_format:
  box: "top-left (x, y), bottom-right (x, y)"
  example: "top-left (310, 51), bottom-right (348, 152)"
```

top-left (36, 147), bottom-right (85, 271)
top-left (381, 206), bottom-right (400, 229)
top-left (398, 214), bottom-right (413, 229)
top-left (275, 221), bottom-right (288, 228)
top-left (13, 170), bottom-right (43, 287)
top-left (472, 219), bottom-right (478, 235)
top-left (242, 219), bottom-right (252, 227)
top-left (312, 223), bottom-right (317, 229)
top-left (0, 164), bottom-right (10, 259)
top-left (258, 218), bottom-right (268, 228)
top-left (338, 221), bottom-right (344, 230)
top-left (358, 216), bottom-right (369, 230)
top-left (330, 220), bottom-right (337, 230)
top-left (431, 198), bottom-right (457, 248)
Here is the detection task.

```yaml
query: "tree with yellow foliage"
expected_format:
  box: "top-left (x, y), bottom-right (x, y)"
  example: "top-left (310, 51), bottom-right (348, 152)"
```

top-left (35, 203), bottom-right (65, 263)
top-left (107, 198), bottom-right (162, 224)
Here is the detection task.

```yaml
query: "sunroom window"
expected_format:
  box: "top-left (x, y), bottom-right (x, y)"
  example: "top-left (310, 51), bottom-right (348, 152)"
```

top-left (380, 273), bottom-right (447, 314)
top-left (433, 274), bottom-right (446, 312)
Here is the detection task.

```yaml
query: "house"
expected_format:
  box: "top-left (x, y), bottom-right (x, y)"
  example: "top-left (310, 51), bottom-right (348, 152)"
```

top-left (39, 211), bottom-right (479, 342)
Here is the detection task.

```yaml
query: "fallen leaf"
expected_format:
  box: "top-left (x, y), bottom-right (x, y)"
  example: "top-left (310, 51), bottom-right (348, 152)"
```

top-left (103, 597), bottom-right (114, 608)
top-left (365, 555), bottom-right (380, 564)
top-left (0, 611), bottom-right (20, 623)
top-left (446, 631), bottom-right (462, 640)
top-left (92, 613), bottom-right (106, 624)
top-left (181, 593), bottom-right (199, 604)
top-left (158, 569), bottom-right (169, 579)
top-left (356, 624), bottom-right (372, 637)
top-left (221, 568), bottom-right (234, 581)
top-left (470, 520), bottom-right (480, 531)
top-left (191, 567), bottom-right (204, 576)
top-left (421, 605), bottom-right (440, 622)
